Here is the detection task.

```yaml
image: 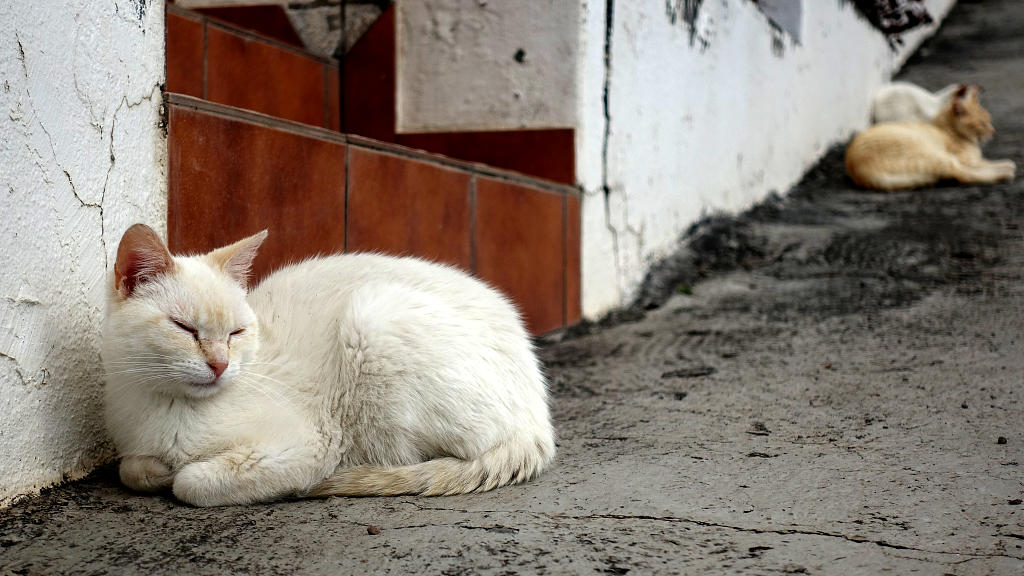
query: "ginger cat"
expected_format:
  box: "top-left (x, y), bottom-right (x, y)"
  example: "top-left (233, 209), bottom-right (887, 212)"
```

top-left (102, 225), bottom-right (555, 506)
top-left (846, 85), bottom-right (1016, 191)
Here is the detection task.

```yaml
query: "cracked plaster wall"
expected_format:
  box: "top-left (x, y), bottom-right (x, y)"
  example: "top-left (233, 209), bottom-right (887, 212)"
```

top-left (0, 0), bottom-right (166, 504)
top-left (576, 0), bottom-right (956, 319)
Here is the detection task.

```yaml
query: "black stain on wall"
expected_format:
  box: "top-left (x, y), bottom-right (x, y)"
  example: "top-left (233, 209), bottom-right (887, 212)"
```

top-left (114, 0), bottom-right (148, 27)
top-left (665, 0), bottom-right (703, 27)
top-left (665, 0), bottom-right (708, 49)
top-left (770, 23), bottom-right (785, 58)
top-left (129, 0), bottom-right (147, 22)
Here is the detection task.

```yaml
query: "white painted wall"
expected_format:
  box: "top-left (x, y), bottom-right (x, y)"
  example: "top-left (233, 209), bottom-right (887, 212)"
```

top-left (577, 0), bottom-right (957, 318)
top-left (0, 0), bottom-right (166, 504)
top-left (396, 0), bottom-right (579, 133)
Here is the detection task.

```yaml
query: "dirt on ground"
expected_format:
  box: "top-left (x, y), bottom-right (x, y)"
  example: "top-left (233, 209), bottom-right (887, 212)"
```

top-left (2, 0), bottom-right (1024, 574)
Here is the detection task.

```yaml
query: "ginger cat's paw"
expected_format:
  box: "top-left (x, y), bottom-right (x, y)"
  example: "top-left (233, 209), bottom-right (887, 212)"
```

top-left (120, 455), bottom-right (174, 493)
top-left (996, 160), bottom-right (1017, 181)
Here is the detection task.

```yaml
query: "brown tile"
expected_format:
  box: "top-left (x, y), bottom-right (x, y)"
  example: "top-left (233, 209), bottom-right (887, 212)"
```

top-left (343, 6), bottom-right (395, 141)
top-left (166, 12), bottom-right (204, 97)
top-left (396, 129), bottom-right (575, 185)
top-left (206, 25), bottom-right (326, 127)
top-left (474, 178), bottom-right (565, 335)
top-left (347, 148), bottom-right (471, 269)
top-left (167, 105), bottom-right (346, 282)
top-left (565, 194), bottom-right (581, 326)
top-left (327, 65), bottom-right (340, 131)
top-left (196, 6), bottom-right (304, 48)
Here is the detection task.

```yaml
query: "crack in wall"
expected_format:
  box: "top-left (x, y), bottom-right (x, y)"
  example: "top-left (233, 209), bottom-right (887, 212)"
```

top-left (99, 82), bottom-right (164, 272)
top-left (72, 72), bottom-right (106, 135)
top-left (15, 32), bottom-right (108, 271)
top-left (0, 351), bottom-right (49, 388)
top-left (14, 30), bottom-right (162, 274)
top-left (397, 501), bottom-right (1023, 562)
top-left (597, 0), bottom-right (649, 301)
top-left (0, 352), bottom-right (28, 386)
top-left (600, 0), bottom-right (625, 296)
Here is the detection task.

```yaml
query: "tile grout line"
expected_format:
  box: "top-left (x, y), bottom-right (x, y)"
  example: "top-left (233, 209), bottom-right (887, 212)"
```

top-left (344, 145), bottom-right (350, 252)
top-left (166, 106), bottom-right (176, 251)
top-left (562, 194), bottom-right (568, 330)
top-left (469, 175), bottom-right (477, 275)
top-left (202, 20), bottom-right (208, 100)
top-left (323, 63), bottom-right (330, 130)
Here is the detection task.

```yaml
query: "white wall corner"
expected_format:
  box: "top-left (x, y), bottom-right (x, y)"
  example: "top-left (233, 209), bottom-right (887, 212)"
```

top-left (0, 0), bottom-right (167, 505)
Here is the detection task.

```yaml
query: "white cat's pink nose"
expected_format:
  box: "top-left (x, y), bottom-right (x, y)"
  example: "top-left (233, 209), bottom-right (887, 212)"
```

top-left (208, 361), bottom-right (228, 378)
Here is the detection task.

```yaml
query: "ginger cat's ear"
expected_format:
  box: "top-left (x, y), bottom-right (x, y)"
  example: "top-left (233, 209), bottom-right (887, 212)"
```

top-left (205, 230), bottom-right (269, 289)
top-left (114, 224), bottom-right (175, 299)
top-left (952, 84), bottom-right (969, 116)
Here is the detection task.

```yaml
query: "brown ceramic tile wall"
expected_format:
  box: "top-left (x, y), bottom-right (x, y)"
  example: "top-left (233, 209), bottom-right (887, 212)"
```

top-left (166, 97), bottom-right (581, 335)
top-left (347, 148), bottom-right (472, 269)
top-left (166, 5), bottom-right (338, 130)
top-left (206, 25), bottom-right (326, 127)
top-left (341, 6), bottom-right (396, 141)
top-left (165, 12), bottom-right (203, 98)
top-left (473, 178), bottom-right (566, 335)
top-left (195, 6), bottom-right (304, 48)
top-left (327, 67), bottom-right (341, 132)
top-left (396, 130), bottom-right (575, 186)
top-left (166, 5), bottom-right (574, 185)
top-left (167, 105), bottom-right (347, 283)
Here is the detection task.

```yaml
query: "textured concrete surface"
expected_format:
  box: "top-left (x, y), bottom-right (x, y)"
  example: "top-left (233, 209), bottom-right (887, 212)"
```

top-left (2, 0), bottom-right (1024, 573)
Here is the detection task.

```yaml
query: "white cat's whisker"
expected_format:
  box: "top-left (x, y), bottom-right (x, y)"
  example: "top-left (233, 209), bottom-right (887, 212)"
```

top-left (234, 375), bottom-right (291, 406)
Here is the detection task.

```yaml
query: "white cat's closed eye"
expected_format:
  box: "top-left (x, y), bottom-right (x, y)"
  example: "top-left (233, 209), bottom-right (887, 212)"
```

top-left (171, 318), bottom-right (199, 340)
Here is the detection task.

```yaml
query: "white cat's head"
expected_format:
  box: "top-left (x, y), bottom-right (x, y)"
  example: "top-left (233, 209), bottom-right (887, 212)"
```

top-left (103, 224), bottom-right (268, 399)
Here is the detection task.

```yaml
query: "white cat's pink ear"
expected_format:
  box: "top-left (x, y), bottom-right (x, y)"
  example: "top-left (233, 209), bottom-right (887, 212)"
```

top-left (114, 224), bottom-right (175, 299)
top-left (205, 229), bottom-right (269, 289)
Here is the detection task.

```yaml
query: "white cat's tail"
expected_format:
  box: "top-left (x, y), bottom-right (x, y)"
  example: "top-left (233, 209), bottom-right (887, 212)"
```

top-left (307, 438), bottom-right (554, 497)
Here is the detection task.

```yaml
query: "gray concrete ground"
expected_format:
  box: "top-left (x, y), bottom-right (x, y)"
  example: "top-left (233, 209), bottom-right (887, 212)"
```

top-left (4, 1), bottom-right (1024, 574)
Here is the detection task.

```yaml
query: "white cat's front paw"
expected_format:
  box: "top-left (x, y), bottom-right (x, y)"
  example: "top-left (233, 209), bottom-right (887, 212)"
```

top-left (120, 455), bottom-right (174, 493)
top-left (172, 460), bottom-right (235, 507)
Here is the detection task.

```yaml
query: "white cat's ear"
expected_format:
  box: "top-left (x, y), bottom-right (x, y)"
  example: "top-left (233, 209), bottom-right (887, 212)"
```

top-left (114, 224), bottom-right (175, 299)
top-left (205, 229), bottom-right (269, 289)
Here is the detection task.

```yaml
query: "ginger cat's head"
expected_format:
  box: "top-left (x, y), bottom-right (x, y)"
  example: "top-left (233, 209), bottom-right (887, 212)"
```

top-left (103, 224), bottom-right (267, 399)
top-left (940, 84), bottom-right (995, 143)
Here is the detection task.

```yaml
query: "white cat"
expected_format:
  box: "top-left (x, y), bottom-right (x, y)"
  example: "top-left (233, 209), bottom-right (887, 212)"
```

top-left (871, 81), bottom-right (960, 124)
top-left (102, 224), bottom-right (555, 506)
